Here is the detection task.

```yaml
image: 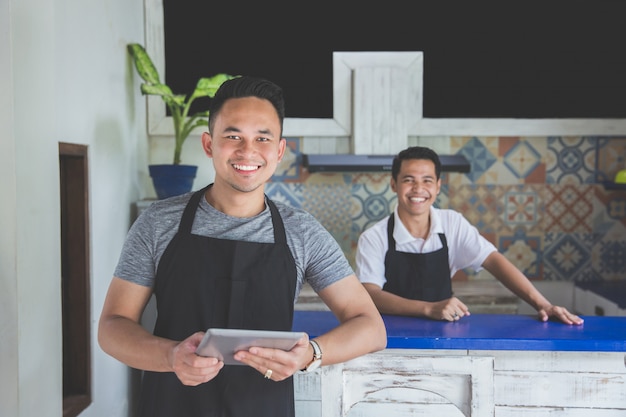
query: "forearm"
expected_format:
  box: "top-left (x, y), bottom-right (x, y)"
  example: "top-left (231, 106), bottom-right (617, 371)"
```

top-left (98, 314), bottom-right (177, 372)
top-left (483, 252), bottom-right (552, 311)
top-left (314, 311), bottom-right (386, 366)
top-left (365, 285), bottom-right (429, 317)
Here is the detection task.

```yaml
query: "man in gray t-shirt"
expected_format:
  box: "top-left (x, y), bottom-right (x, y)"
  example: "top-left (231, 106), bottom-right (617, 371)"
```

top-left (98, 76), bottom-right (386, 417)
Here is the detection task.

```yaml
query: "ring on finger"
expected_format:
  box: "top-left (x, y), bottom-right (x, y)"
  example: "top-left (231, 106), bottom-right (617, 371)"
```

top-left (264, 369), bottom-right (273, 379)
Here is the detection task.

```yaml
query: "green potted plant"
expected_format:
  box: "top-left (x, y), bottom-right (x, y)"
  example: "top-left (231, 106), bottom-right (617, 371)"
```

top-left (127, 43), bottom-right (236, 199)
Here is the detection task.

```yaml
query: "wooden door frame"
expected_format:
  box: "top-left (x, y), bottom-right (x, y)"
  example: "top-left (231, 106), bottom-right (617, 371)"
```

top-left (59, 142), bottom-right (91, 417)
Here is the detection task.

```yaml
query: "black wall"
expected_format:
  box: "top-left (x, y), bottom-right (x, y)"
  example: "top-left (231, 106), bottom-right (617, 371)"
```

top-left (163, 0), bottom-right (625, 119)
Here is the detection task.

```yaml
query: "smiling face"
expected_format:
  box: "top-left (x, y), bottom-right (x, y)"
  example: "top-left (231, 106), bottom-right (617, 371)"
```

top-left (391, 158), bottom-right (441, 220)
top-left (202, 96), bottom-right (286, 195)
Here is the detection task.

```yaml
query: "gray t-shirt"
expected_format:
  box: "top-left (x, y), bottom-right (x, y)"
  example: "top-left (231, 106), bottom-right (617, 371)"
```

top-left (114, 191), bottom-right (353, 303)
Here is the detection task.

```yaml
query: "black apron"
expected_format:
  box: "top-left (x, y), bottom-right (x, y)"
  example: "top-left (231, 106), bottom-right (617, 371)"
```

top-left (383, 215), bottom-right (452, 302)
top-left (139, 185), bottom-right (297, 417)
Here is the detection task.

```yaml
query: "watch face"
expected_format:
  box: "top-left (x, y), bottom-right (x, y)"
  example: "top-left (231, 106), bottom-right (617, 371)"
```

top-left (305, 359), bottom-right (322, 372)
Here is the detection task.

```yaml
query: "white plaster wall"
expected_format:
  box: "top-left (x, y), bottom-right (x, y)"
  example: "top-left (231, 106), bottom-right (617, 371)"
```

top-left (1, 2), bottom-right (62, 416)
top-left (1, 0), bottom-right (146, 416)
top-left (0, 0), bottom-right (18, 413)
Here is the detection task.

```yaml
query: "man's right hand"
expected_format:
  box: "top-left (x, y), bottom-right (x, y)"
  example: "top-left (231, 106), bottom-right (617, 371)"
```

top-left (427, 297), bottom-right (470, 321)
top-left (172, 332), bottom-right (224, 386)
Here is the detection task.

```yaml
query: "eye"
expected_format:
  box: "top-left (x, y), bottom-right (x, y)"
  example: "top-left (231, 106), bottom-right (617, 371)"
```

top-left (257, 136), bottom-right (271, 142)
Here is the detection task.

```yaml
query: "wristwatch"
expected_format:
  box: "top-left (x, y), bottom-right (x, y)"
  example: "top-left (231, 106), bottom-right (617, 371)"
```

top-left (300, 339), bottom-right (322, 373)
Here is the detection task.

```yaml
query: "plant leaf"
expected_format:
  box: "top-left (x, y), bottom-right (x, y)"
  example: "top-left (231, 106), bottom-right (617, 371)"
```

top-left (191, 74), bottom-right (239, 99)
top-left (190, 110), bottom-right (210, 118)
top-left (170, 94), bottom-right (187, 107)
top-left (127, 42), bottom-right (236, 165)
top-left (127, 44), bottom-right (161, 85)
top-left (190, 118), bottom-right (208, 130)
top-left (140, 83), bottom-right (174, 98)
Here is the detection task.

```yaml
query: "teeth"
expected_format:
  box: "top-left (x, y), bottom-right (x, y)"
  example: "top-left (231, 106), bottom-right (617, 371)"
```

top-left (410, 197), bottom-right (427, 203)
top-left (233, 164), bottom-right (258, 171)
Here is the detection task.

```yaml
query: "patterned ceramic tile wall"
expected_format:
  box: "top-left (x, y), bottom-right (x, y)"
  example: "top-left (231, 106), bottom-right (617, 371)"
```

top-left (266, 136), bottom-right (626, 284)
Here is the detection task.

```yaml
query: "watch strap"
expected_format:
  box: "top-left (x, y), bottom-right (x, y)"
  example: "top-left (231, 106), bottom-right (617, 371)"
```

top-left (301, 339), bottom-right (322, 372)
top-left (309, 339), bottom-right (322, 360)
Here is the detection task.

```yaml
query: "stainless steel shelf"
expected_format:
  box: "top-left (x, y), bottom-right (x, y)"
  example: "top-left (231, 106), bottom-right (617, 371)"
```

top-left (303, 154), bottom-right (471, 173)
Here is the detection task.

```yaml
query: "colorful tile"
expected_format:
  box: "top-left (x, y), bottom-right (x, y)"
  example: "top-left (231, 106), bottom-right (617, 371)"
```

top-left (593, 218), bottom-right (626, 278)
top-left (503, 186), bottom-right (541, 228)
top-left (502, 139), bottom-right (542, 180)
top-left (594, 136), bottom-right (626, 183)
top-left (457, 137), bottom-right (498, 183)
top-left (350, 180), bottom-right (396, 236)
top-left (302, 177), bottom-right (353, 261)
top-left (499, 229), bottom-right (543, 279)
top-left (265, 182), bottom-right (303, 209)
top-left (546, 136), bottom-right (596, 184)
top-left (272, 137), bottom-right (302, 181)
top-left (543, 184), bottom-right (594, 233)
top-left (543, 232), bottom-right (594, 281)
top-left (448, 184), bottom-right (504, 233)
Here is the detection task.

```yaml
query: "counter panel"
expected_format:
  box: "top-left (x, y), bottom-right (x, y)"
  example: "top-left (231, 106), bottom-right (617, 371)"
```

top-left (293, 311), bottom-right (626, 352)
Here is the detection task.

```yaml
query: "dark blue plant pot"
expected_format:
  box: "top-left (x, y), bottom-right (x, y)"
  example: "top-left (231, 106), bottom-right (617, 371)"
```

top-left (149, 164), bottom-right (198, 199)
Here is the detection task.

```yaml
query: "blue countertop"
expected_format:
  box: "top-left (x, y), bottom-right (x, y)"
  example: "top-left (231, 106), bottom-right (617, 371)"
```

top-left (292, 311), bottom-right (626, 352)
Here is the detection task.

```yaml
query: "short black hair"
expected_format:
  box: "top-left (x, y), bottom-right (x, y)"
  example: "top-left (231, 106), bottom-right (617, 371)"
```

top-left (391, 146), bottom-right (442, 181)
top-left (208, 76), bottom-right (285, 135)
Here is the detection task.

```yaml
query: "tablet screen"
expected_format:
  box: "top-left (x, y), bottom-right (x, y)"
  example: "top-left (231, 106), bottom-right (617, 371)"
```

top-left (195, 328), bottom-right (306, 365)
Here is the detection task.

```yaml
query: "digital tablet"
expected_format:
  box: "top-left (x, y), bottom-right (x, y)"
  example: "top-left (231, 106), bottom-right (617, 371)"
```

top-left (195, 328), bottom-right (306, 365)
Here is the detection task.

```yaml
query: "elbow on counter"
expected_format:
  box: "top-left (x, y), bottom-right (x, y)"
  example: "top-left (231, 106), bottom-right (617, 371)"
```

top-left (372, 314), bottom-right (388, 352)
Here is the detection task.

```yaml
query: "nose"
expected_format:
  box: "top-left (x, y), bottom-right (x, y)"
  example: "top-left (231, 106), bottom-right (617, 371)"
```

top-left (235, 139), bottom-right (255, 154)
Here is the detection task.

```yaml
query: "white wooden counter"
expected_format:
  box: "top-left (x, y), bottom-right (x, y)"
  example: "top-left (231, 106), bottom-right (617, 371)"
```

top-left (292, 312), bottom-right (626, 417)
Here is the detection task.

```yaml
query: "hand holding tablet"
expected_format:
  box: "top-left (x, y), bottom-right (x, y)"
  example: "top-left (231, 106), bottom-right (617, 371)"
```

top-left (195, 328), bottom-right (306, 365)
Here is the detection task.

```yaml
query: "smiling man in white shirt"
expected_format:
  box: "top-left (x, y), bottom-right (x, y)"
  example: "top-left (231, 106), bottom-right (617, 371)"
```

top-left (356, 146), bottom-right (584, 325)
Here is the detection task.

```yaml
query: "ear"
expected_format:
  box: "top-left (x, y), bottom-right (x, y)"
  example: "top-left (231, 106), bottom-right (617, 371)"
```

top-left (390, 178), bottom-right (397, 193)
top-left (201, 132), bottom-right (213, 158)
top-left (277, 137), bottom-right (287, 162)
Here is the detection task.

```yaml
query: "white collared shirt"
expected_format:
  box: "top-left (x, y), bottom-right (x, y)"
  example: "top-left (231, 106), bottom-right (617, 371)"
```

top-left (356, 206), bottom-right (497, 288)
